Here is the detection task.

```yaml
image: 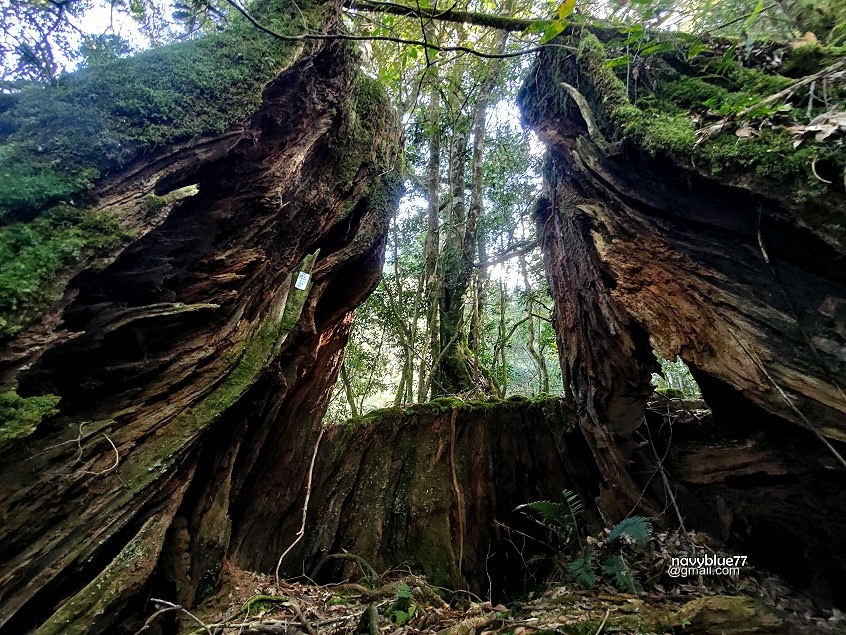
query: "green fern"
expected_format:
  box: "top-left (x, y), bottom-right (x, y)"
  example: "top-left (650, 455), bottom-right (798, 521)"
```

top-left (601, 555), bottom-right (638, 594)
top-left (515, 489), bottom-right (584, 544)
top-left (567, 553), bottom-right (598, 588)
top-left (606, 516), bottom-right (652, 546)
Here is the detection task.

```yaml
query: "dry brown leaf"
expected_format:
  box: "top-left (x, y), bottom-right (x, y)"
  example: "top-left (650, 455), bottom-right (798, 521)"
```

top-left (735, 127), bottom-right (757, 138)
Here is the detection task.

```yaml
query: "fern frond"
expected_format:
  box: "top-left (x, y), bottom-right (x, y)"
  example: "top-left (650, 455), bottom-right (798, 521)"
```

top-left (516, 492), bottom-right (583, 544)
top-left (601, 554), bottom-right (638, 594)
top-left (560, 489), bottom-right (584, 540)
top-left (606, 515), bottom-right (652, 545)
top-left (567, 553), bottom-right (598, 588)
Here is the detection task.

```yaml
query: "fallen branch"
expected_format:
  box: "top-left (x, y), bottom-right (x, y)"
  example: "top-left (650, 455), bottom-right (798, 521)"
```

top-left (737, 57), bottom-right (846, 120)
top-left (287, 598), bottom-right (316, 635)
top-left (139, 598), bottom-right (213, 635)
top-left (437, 612), bottom-right (499, 634)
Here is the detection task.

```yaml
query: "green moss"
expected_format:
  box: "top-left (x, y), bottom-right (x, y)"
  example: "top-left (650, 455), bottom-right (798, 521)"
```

top-left (143, 194), bottom-right (167, 215)
top-left (658, 76), bottom-right (728, 109)
top-left (0, 205), bottom-right (132, 337)
top-left (780, 42), bottom-right (846, 77)
top-left (563, 30), bottom-right (846, 193)
top-left (0, 389), bottom-right (60, 442)
top-left (576, 33), bottom-right (630, 116)
top-left (0, 0), bottom-right (314, 223)
top-left (627, 111), bottom-right (696, 155)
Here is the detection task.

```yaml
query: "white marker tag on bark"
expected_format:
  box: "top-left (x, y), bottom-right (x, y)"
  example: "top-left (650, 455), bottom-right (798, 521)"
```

top-left (294, 271), bottom-right (310, 290)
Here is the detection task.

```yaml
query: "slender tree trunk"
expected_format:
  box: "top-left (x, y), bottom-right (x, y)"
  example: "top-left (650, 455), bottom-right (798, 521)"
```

top-left (419, 82), bottom-right (442, 402)
top-left (433, 33), bottom-right (507, 395)
top-left (340, 363), bottom-right (359, 417)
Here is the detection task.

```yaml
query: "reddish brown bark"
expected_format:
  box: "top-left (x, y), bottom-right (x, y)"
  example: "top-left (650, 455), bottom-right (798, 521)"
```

top-left (519, 39), bottom-right (846, 607)
top-left (0, 38), bottom-right (401, 633)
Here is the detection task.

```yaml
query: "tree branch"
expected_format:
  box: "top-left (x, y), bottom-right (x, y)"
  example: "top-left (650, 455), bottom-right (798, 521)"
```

top-left (345, 0), bottom-right (536, 32)
top-left (224, 0), bottom-right (575, 59)
top-left (475, 239), bottom-right (537, 268)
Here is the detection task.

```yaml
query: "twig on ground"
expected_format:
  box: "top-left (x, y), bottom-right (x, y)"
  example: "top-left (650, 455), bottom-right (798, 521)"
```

top-left (140, 598), bottom-right (213, 635)
top-left (437, 611), bottom-right (499, 635)
top-left (287, 598), bottom-right (317, 635)
top-left (76, 432), bottom-right (120, 476)
top-left (594, 608), bottom-right (611, 634)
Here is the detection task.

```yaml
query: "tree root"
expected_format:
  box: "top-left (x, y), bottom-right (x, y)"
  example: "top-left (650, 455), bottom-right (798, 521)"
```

top-left (355, 605), bottom-right (380, 635)
top-left (309, 552), bottom-right (379, 582)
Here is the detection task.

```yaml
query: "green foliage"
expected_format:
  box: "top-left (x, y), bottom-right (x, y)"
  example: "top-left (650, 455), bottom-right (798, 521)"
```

top-left (0, 389), bottom-right (60, 442)
top-left (0, 205), bottom-right (131, 337)
top-left (567, 553), bottom-right (599, 588)
top-left (651, 355), bottom-right (702, 398)
top-left (516, 489), bottom-right (584, 544)
top-left (601, 555), bottom-right (638, 594)
top-left (383, 582), bottom-right (417, 625)
top-left (606, 516), bottom-right (653, 545)
top-left (518, 489), bottom-right (653, 593)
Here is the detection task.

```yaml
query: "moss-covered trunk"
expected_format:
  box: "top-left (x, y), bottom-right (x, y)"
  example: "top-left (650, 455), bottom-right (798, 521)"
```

top-left (262, 396), bottom-right (602, 598)
top-left (519, 30), bottom-right (846, 606)
top-left (0, 7), bottom-right (401, 632)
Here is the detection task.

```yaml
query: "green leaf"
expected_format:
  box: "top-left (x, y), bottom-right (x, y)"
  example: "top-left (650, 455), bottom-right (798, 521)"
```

top-left (567, 554), bottom-right (598, 588)
top-left (557, 0), bottom-right (576, 21)
top-left (687, 42), bottom-right (710, 59)
top-left (601, 555), bottom-right (638, 593)
top-left (522, 19), bottom-right (552, 35)
top-left (540, 20), bottom-right (566, 44)
top-left (743, 0), bottom-right (765, 31)
top-left (606, 516), bottom-right (652, 545)
top-left (605, 55), bottom-right (631, 68)
top-left (394, 582), bottom-right (413, 599)
top-left (392, 610), bottom-right (409, 625)
top-left (640, 41), bottom-right (676, 56)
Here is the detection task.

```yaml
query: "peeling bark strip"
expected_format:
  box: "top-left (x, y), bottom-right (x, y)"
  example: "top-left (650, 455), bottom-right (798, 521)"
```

top-left (0, 25), bottom-right (401, 635)
top-left (518, 32), bottom-right (846, 605)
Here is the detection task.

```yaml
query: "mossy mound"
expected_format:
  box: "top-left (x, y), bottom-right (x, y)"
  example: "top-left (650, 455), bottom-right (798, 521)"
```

top-left (339, 393), bottom-right (565, 428)
top-left (522, 29), bottom-right (846, 203)
top-left (0, 389), bottom-right (60, 443)
top-left (0, 0), bottom-right (326, 340)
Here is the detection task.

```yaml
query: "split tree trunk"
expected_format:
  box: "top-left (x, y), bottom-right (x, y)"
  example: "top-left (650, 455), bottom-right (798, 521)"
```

top-left (0, 29), bottom-right (401, 634)
top-left (519, 31), bottom-right (846, 605)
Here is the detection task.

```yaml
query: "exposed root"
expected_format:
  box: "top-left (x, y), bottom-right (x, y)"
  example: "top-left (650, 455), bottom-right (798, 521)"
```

top-left (310, 552), bottom-right (379, 583)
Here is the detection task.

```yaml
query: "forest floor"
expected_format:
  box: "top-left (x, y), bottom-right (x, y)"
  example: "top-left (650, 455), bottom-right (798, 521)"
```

top-left (148, 531), bottom-right (845, 634)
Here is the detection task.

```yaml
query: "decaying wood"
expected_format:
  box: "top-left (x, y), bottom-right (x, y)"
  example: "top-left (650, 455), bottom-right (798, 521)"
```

top-left (0, 34), bottom-right (401, 634)
top-left (520, 39), bottom-right (846, 607)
